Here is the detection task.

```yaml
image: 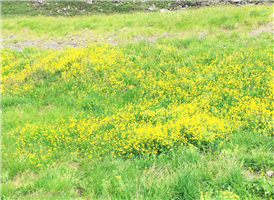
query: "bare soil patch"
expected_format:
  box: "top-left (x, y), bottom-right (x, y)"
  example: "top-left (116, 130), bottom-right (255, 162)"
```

top-left (248, 23), bottom-right (274, 37)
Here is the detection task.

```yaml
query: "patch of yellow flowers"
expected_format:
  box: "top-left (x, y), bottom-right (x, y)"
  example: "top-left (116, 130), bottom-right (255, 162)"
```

top-left (200, 190), bottom-right (241, 200)
top-left (1, 43), bottom-right (273, 165)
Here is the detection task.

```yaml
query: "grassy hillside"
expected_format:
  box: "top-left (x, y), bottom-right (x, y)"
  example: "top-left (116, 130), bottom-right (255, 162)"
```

top-left (0, 0), bottom-right (273, 17)
top-left (2, 5), bottom-right (274, 47)
top-left (1, 5), bottom-right (274, 200)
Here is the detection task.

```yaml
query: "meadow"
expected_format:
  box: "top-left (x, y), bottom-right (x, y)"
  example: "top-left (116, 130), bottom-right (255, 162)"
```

top-left (1, 4), bottom-right (274, 200)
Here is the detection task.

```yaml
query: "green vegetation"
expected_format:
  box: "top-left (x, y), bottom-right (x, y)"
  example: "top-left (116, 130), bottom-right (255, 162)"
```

top-left (0, 0), bottom-right (273, 17)
top-left (1, 4), bottom-right (274, 200)
top-left (2, 5), bottom-right (273, 45)
top-left (1, 1), bottom-right (198, 18)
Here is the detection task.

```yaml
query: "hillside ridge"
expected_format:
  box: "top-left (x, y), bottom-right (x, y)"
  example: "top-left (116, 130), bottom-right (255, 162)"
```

top-left (2, 0), bottom-right (273, 17)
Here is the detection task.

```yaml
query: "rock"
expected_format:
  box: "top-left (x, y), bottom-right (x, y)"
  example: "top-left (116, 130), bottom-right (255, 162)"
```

top-left (85, 0), bottom-right (93, 4)
top-left (147, 4), bottom-right (157, 11)
top-left (159, 9), bottom-right (169, 13)
top-left (33, 0), bottom-right (46, 5)
top-left (36, 0), bottom-right (44, 4)
top-left (266, 171), bottom-right (273, 177)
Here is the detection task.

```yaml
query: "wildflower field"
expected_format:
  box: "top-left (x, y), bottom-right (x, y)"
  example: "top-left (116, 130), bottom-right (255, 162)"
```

top-left (1, 4), bottom-right (274, 200)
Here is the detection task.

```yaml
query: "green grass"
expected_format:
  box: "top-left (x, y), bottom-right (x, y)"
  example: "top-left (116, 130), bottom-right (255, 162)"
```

top-left (1, 4), bottom-right (274, 200)
top-left (2, 5), bottom-right (273, 43)
top-left (0, 1), bottom-right (200, 18)
top-left (2, 127), bottom-right (273, 199)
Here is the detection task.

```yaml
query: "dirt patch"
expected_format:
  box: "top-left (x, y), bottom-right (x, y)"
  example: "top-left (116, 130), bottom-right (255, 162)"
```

top-left (12, 170), bottom-right (37, 188)
top-left (69, 160), bottom-right (80, 169)
top-left (38, 102), bottom-right (55, 114)
top-left (248, 23), bottom-right (274, 37)
top-left (1, 34), bottom-right (160, 50)
top-left (2, 38), bottom-right (87, 51)
top-left (197, 30), bottom-right (210, 37)
top-left (132, 35), bottom-right (158, 43)
top-left (242, 170), bottom-right (261, 179)
top-left (2, 35), bottom-right (14, 41)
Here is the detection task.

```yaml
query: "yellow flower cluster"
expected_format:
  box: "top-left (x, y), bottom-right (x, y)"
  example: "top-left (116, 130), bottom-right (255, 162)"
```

top-left (1, 43), bottom-right (273, 165)
top-left (200, 190), bottom-right (241, 200)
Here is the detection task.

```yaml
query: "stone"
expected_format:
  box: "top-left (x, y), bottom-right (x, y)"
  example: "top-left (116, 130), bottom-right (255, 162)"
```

top-left (159, 9), bottom-right (169, 13)
top-left (32, 0), bottom-right (46, 5)
top-left (266, 171), bottom-right (273, 177)
top-left (85, 0), bottom-right (93, 4)
top-left (147, 4), bottom-right (157, 11)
